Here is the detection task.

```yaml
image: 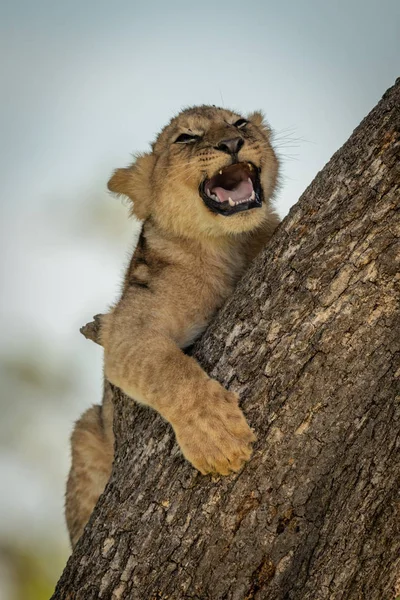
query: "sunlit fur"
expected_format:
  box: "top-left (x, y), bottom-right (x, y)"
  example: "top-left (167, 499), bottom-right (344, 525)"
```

top-left (65, 106), bottom-right (280, 547)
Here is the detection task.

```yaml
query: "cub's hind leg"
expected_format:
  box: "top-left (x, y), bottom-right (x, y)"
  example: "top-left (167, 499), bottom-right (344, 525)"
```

top-left (65, 384), bottom-right (114, 548)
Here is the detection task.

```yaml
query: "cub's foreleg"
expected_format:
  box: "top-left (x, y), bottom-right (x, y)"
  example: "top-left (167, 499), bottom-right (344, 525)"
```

top-left (102, 318), bottom-right (255, 476)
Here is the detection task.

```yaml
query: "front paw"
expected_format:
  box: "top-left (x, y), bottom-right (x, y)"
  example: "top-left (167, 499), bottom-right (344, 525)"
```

top-left (172, 380), bottom-right (256, 476)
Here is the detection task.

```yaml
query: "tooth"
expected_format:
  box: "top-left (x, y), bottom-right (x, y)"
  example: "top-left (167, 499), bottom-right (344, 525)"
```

top-left (248, 178), bottom-right (252, 184)
top-left (248, 163), bottom-right (253, 169)
top-left (219, 170), bottom-right (223, 175)
top-left (228, 197), bottom-right (235, 206)
top-left (251, 190), bottom-right (255, 200)
top-left (206, 189), bottom-right (212, 197)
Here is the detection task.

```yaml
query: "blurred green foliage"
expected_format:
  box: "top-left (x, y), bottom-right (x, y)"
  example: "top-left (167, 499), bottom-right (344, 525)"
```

top-left (1, 543), bottom-right (67, 600)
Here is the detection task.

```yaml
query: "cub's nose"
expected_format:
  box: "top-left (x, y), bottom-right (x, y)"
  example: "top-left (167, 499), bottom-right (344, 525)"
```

top-left (216, 137), bottom-right (244, 155)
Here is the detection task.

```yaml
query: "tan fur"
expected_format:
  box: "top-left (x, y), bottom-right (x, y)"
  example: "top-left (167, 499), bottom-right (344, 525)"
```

top-left (66, 105), bottom-right (280, 546)
top-left (65, 382), bottom-right (114, 547)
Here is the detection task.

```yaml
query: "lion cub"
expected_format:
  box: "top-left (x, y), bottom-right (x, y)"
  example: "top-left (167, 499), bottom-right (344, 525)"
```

top-left (65, 105), bottom-right (279, 546)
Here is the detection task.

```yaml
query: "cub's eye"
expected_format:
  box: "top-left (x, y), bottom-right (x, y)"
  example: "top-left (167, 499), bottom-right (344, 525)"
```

top-left (233, 118), bottom-right (248, 129)
top-left (174, 133), bottom-right (200, 144)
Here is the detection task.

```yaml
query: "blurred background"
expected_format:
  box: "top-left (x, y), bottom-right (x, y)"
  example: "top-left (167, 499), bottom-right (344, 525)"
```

top-left (0, 0), bottom-right (399, 597)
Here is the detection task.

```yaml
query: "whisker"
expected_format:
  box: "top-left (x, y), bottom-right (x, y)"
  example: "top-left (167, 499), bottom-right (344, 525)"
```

top-left (276, 153), bottom-right (300, 163)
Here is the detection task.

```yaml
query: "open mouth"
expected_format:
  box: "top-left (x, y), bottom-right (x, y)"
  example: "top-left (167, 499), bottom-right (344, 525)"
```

top-left (200, 162), bottom-right (263, 216)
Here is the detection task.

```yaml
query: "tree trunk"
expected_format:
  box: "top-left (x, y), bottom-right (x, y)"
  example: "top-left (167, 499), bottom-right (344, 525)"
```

top-left (53, 79), bottom-right (400, 600)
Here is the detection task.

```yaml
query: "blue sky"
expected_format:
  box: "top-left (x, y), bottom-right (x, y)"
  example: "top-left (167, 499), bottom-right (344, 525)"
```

top-left (0, 0), bottom-right (399, 566)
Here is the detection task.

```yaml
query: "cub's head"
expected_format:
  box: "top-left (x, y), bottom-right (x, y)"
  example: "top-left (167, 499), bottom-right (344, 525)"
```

top-left (108, 105), bottom-right (279, 238)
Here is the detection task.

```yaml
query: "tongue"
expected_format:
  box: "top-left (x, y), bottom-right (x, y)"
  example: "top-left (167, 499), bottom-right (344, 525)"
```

top-left (212, 178), bottom-right (253, 203)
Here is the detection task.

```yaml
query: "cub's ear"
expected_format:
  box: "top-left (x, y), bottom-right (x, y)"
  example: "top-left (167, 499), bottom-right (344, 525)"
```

top-left (107, 152), bottom-right (155, 221)
top-left (247, 110), bottom-right (272, 136)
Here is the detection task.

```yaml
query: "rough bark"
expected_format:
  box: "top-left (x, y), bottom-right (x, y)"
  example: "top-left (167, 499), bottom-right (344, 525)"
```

top-left (53, 79), bottom-right (400, 600)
